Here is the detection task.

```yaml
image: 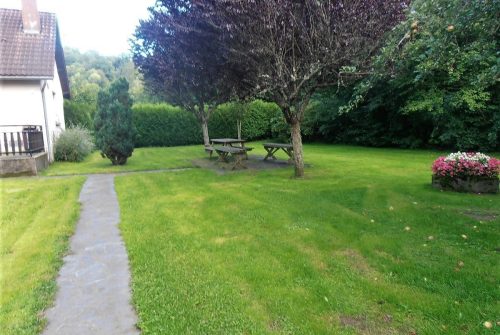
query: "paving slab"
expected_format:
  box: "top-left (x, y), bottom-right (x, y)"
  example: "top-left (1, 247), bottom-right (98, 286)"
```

top-left (43, 174), bottom-right (139, 335)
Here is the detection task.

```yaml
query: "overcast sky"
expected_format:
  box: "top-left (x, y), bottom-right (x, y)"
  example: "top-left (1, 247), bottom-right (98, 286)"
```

top-left (2, 0), bottom-right (155, 55)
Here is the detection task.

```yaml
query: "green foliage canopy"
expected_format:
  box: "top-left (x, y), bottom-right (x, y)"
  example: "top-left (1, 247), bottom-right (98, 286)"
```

top-left (64, 49), bottom-right (149, 130)
top-left (327, 0), bottom-right (500, 150)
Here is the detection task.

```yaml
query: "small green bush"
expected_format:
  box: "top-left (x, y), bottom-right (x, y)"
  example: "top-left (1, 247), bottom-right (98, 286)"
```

top-left (54, 126), bottom-right (94, 162)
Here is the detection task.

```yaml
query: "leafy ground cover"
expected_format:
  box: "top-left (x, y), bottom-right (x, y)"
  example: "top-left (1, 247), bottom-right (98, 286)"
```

top-left (116, 144), bottom-right (499, 334)
top-left (0, 177), bottom-right (85, 334)
top-left (43, 145), bottom-right (204, 176)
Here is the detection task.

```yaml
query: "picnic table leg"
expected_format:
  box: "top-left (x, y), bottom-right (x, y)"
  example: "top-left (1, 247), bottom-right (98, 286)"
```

top-left (232, 153), bottom-right (247, 170)
top-left (283, 147), bottom-right (294, 164)
top-left (243, 143), bottom-right (249, 159)
top-left (238, 142), bottom-right (247, 159)
top-left (232, 142), bottom-right (249, 159)
top-left (217, 151), bottom-right (229, 163)
top-left (264, 147), bottom-right (279, 161)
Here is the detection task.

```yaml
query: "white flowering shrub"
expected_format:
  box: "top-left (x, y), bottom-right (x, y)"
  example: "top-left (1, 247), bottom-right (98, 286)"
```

top-left (54, 126), bottom-right (94, 162)
top-left (445, 152), bottom-right (491, 165)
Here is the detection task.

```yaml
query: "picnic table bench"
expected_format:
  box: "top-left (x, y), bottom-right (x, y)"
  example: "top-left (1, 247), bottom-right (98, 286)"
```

top-left (263, 143), bottom-right (294, 163)
top-left (205, 145), bottom-right (215, 158)
top-left (214, 146), bottom-right (247, 170)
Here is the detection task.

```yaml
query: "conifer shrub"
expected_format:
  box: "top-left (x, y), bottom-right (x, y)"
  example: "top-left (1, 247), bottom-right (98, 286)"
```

top-left (94, 78), bottom-right (135, 165)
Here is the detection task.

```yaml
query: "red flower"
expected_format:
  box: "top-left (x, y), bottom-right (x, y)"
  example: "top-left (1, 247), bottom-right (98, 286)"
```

top-left (432, 155), bottom-right (500, 178)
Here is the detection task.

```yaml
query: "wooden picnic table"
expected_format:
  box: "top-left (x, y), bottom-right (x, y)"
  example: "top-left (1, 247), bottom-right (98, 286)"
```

top-left (263, 143), bottom-right (294, 163)
top-left (214, 146), bottom-right (247, 170)
top-left (210, 138), bottom-right (246, 146)
top-left (210, 138), bottom-right (253, 159)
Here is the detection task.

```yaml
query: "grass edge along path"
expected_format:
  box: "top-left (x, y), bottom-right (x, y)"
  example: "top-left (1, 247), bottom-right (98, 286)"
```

top-left (42, 174), bottom-right (139, 334)
top-left (43, 145), bottom-right (205, 176)
top-left (0, 176), bottom-right (85, 335)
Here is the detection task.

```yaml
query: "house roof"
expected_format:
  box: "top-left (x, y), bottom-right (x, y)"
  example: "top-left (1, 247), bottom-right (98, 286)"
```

top-left (0, 8), bottom-right (70, 98)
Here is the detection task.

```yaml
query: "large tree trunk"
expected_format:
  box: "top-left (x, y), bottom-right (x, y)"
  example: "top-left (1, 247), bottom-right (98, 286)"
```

top-left (198, 102), bottom-right (211, 146)
top-left (290, 120), bottom-right (304, 177)
top-left (201, 120), bottom-right (210, 146)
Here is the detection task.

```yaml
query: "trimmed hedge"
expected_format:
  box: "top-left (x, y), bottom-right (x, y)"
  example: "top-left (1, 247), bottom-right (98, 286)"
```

top-left (132, 100), bottom-right (281, 147)
top-left (132, 104), bottom-right (202, 147)
top-left (209, 100), bottom-right (281, 140)
top-left (64, 100), bottom-right (94, 129)
top-left (243, 100), bottom-right (281, 139)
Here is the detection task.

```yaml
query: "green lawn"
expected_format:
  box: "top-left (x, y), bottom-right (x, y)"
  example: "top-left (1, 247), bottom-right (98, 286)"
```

top-left (116, 144), bottom-right (499, 334)
top-left (0, 177), bottom-right (85, 334)
top-left (43, 145), bottom-right (205, 176)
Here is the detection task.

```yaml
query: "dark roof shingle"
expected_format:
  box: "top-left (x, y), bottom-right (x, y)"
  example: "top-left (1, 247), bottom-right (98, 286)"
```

top-left (0, 8), bottom-right (56, 78)
top-left (0, 8), bottom-right (70, 98)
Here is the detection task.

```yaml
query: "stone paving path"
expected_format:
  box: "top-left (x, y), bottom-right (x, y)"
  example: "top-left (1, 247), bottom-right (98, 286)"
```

top-left (43, 174), bottom-right (139, 335)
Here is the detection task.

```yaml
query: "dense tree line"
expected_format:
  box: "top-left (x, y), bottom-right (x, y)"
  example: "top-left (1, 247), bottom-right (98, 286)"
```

top-left (63, 48), bottom-right (153, 128)
top-left (65, 48), bottom-right (148, 105)
top-left (305, 0), bottom-right (499, 151)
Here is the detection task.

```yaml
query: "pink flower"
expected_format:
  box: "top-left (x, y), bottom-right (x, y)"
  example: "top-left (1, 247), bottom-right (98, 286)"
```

top-left (432, 153), bottom-right (500, 178)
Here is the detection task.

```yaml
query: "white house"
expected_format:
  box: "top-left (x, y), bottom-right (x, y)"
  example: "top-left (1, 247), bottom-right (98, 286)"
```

top-left (0, 0), bottom-right (70, 171)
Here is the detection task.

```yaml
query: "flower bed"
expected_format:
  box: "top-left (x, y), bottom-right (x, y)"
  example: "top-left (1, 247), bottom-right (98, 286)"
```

top-left (432, 152), bottom-right (500, 193)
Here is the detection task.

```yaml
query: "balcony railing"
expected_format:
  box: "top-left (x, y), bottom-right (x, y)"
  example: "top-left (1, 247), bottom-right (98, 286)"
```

top-left (0, 125), bottom-right (45, 156)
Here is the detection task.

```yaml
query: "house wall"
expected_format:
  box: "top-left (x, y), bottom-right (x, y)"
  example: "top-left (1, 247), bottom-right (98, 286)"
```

top-left (0, 78), bottom-right (48, 155)
top-left (0, 62), bottom-right (65, 162)
top-left (0, 79), bottom-right (45, 126)
top-left (41, 64), bottom-right (66, 161)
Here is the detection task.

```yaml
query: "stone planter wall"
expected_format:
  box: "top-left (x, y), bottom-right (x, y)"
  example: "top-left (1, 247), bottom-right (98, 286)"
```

top-left (432, 174), bottom-right (499, 194)
top-left (0, 152), bottom-right (49, 177)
